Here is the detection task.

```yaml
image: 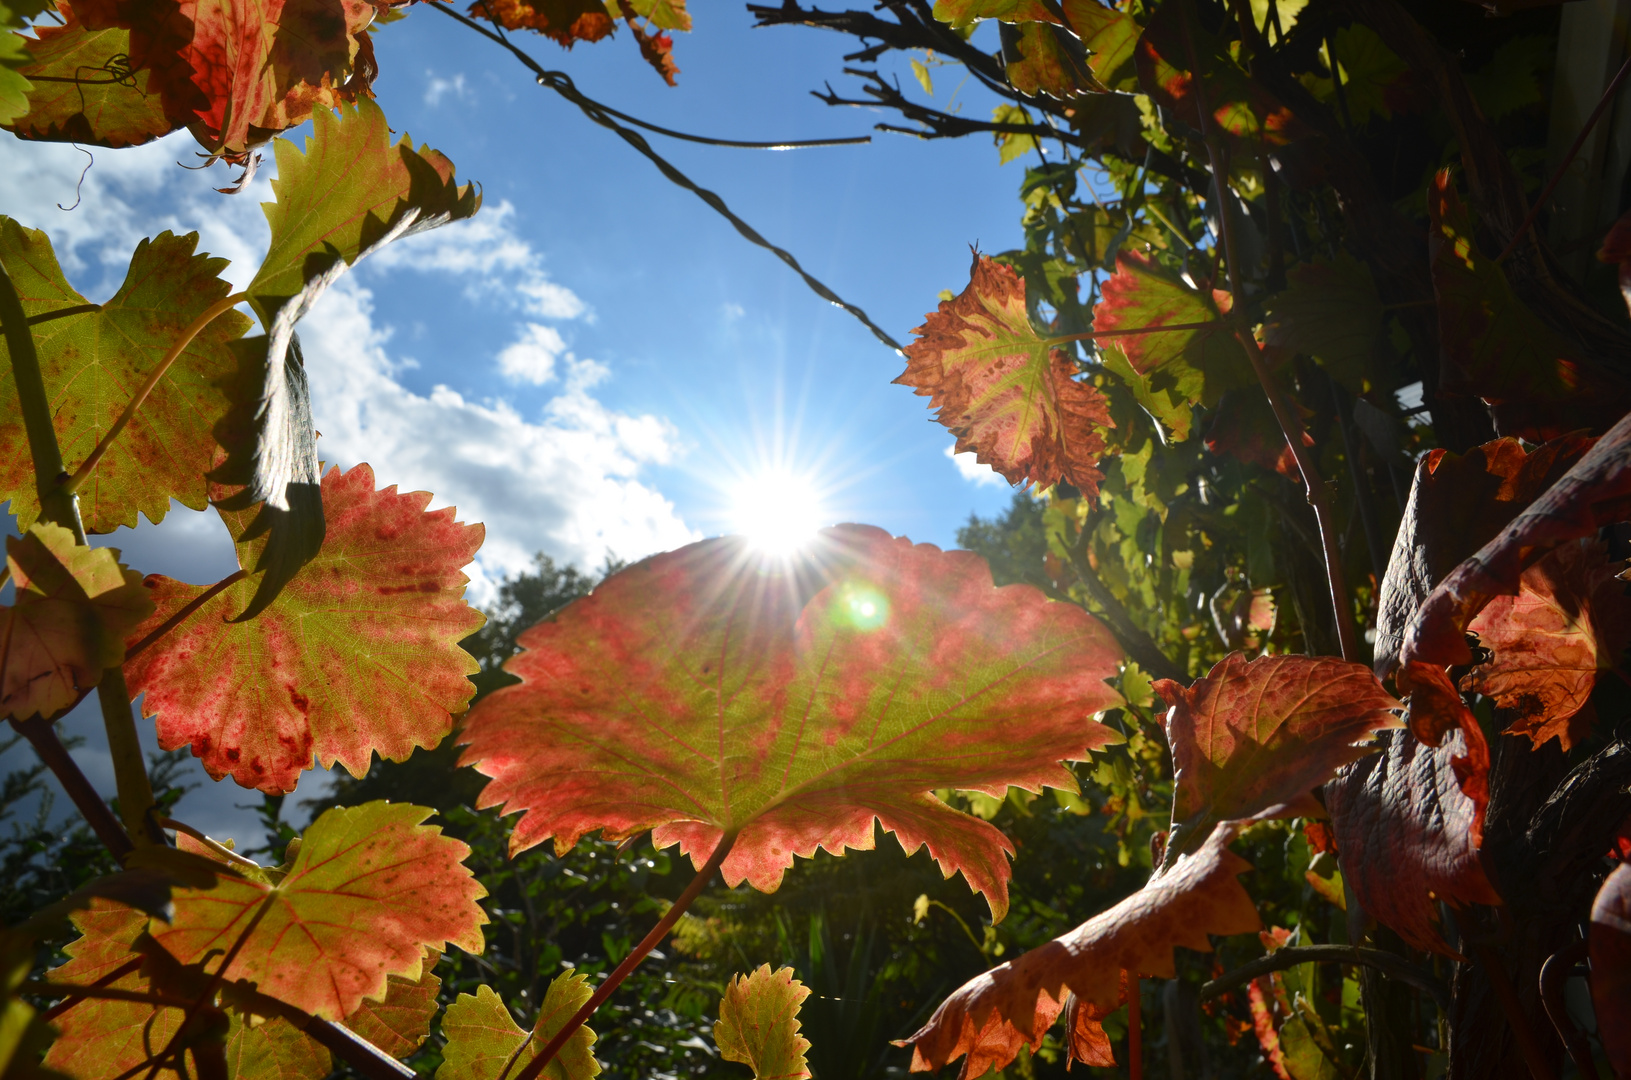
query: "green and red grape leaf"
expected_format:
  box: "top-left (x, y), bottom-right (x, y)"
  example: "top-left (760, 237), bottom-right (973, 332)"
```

top-left (715, 966), bottom-right (812, 1080)
top-left (0, 218), bottom-right (251, 534)
top-left (1004, 22), bottom-right (1092, 98)
top-left (147, 802), bottom-right (486, 1021)
top-left (1153, 653), bottom-right (1400, 865)
top-left (1590, 864), bottom-right (1631, 1077)
top-left (2, 524), bottom-right (151, 721)
top-left (125, 462), bottom-right (485, 793)
top-left (342, 949), bottom-right (442, 1058)
top-left (3, 3), bottom-right (173, 146)
top-left (220, 96), bottom-right (479, 618)
top-left (932, 0), bottom-right (1135, 90)
top-left (459, 525), bottom-right (1125, 922)
top-left (897, 254), bottom-right (1113, 496)
top-left (1326, 729), bottom-right (1499, 956)
top-left (1204, 389), bottom-right (1310, 477)
top-left (900, 823), bottom-right (1261, 1078)
top-left (436, 976), bottom-right (600, 1080)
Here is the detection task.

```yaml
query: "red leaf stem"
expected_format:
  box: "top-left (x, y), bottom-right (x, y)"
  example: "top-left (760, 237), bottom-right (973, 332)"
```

top-left (122, 568), bottom-right (247, 662)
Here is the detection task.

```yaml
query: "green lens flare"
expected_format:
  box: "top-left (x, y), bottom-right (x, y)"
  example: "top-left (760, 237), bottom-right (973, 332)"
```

top-left (837, 583), bottom-right (889, 631)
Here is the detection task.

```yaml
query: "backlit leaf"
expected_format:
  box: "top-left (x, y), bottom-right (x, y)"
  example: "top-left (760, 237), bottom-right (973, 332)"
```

top-left (621, 0), bottom-right (690, 32)
top-left (1260, 255), bottom-right (1383, 393)
top-left (341, 949), bottom-right (442, 1058)
top-left (459, 525), bottom-right (1124, 922)
top-left (715, 966), bottom-right (812, 1080)
top-left (897, 254), bottom-right (1113, 495)
top-left (1004, 22), bottom-right (1090, 98)
top-left (1092, 251), bottom-right (1249, 411)
top-left (4, 3), bottom-right (172, 146)
top-left (437, 975), bottom-right (600, 1080)
top-left (1, 524), bottom-right (151, 721)
top-left (1204, 389), bottom-right (1309, 477)
top-left (1062, 0), bottom-right (1138, 92)
top-left (1153, 653), bottom-right (1400, 864)
top-left (900, 824), bottom-right (1260, 1078)
top-left (1325, 729), bottom-right (1499, 957)
top-left (1590, 864), bottom-right (1631, 1078)
top-left (0, 218), bottom-right (251, 533)
top-left (1462, 537), bottom-right (1631, 751)
top-left (148, 802), bottom-right (486, 1021)
top-left (220, 98), bottom-right (478, 617)
top-left (125, 463), bottom-right (485, 793)
top-left (468, 0), bottom-right (614, 45)
top-left (932, 0), bottom-right (1052, 28)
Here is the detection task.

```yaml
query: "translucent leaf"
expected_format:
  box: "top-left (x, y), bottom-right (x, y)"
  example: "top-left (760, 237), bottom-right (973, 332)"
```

top-left (1260, 254), bottom-right (1383, 394)
top-left (437, 976), bottom-right (600, 1080)
top-left (715, 966), bottom-right (812, 1080)
top-left (342, 949), bottom-right (442, 1058)
top-left (125, 463), bottom-right (485, 794)
top-left (3, 4), bottom-right (172, 146)
top-left (459, 525), bottom-right (1124, 922)
top-left (1, 524), bottom-right (151, 720)
top-left (0, 218), bottom-right (251, 533)
top-left (897, 254), bottom-right (1113, 495)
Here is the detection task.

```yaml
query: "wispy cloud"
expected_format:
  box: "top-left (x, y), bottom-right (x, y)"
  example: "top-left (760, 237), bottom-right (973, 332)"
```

top-left (945, 443), bottom-right (1007, 487)
top-left (423, 71), bottom-right (469, 107)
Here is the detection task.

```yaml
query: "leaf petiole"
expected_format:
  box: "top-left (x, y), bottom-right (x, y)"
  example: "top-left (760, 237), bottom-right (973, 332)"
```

top-left (509, 830), bottom-right (739, 1080)
top-left (65, 292), bottom-right (247, 496)
top-left (1048, 318), bottom-right (1230, 346)
top-left (125, 568), bottom-right (248, 661)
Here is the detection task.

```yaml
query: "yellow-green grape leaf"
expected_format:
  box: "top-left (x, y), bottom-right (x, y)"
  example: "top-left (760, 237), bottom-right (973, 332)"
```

top-left (991, 103), bottom-right (1038, 164)
top-left (124, 463), bottom-right (485, 794)
top-left (342, 949), bottom-right (443, 1057)
top-left (222, 97), bottom-right (480, 618)
top-left (146, 803), bottom-right (487, 1021)
top-left (932, 0), bottom-right (1052, 28)
top-left (0, 218), bottom-right (250, 533)
top-left (1261, 253), bottom-right (1383, 393)
top-left (4, 6), bottom-right (173, 145)
top-left (1, 524), bottom-right (151, 720)
top-left (437, 974), bottom-right (600, 1080)
top-left (715, 966), bottom-right (812, 1080)
top-left (615, 0), bottom-right (689, 31)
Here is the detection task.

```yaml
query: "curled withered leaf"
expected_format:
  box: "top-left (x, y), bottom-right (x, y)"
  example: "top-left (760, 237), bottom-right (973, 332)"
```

top-left (1589, 863), bottom-right (1631, 1077)
top-left (1325, 728), bottom-right (1499, 957)
top-left (467, 0), bottom-right (615, 46)
top-left (897, 253), bottom-right (1112, 496)
top-left (899, 824), bottom-right (1260, 1078)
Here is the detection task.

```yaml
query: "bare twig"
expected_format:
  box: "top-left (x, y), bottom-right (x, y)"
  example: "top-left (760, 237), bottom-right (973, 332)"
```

top-left (1199, 944), bottom-right (1448, 1009)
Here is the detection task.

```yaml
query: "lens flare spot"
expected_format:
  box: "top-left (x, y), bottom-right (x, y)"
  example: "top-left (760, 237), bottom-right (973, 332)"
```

top-left (837, 583), bottom-right (889, 631)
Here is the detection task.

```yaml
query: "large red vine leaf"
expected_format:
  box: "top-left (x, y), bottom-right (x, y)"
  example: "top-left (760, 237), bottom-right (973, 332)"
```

top-left (217, 97), bottom-right (480, 619)
top-left (1590, 863), bottom-right (1631, 1077)
top-left (897, 254), bottom-right (1112, 496)
top-left (57, 0), bottom-right (377, 159)
top-left (900, 824), bottom-right (1261, 1078)
top-left (0, 218), bottom-right (251, 534)
top-left (437, 975), bottom-right (600, 1080)
top-left (148, 802), bottom-right (486, 1021)
top-left (3, 3), bottom-right (172, 146)
top-left (1429, 171), bottom-right (1629, 442)
top-left (459, 525), bottom-right (1124, 922)
top-left (125, 463), bottom-right (485, 793)
top-left (1397, 411), bottom-right (1631, 752)
top-left (1154, 653), bottom-right (1400, 863)
top-left (1325, 728), bottom-right (1499, 957)
top-left (2, 524), bottom-right (151, 721)
top-left (1462, 537), bottom-right (1631, 752)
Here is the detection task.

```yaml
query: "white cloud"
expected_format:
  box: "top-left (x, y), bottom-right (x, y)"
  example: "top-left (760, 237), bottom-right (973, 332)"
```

top-left (424, 71), bottom-right (469, 107)
top-left (721, 301), bottom-right (745, 323)
top-left (497, 322), bottom-right (569, 384)
top-left (945, 443), bottom-right (1007, 487)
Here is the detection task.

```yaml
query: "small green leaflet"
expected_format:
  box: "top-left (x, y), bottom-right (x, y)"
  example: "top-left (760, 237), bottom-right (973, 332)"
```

top-left (715, 966), bottom-right (812, 1080)
top-left (437, 976), bottom-right (601, 1080)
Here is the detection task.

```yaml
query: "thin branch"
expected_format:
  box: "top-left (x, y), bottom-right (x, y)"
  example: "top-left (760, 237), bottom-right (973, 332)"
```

top-left (1198, 945), bottom-right (1448, 1009)
top-left (509, 831), bottom-right (738, 1080)
top-left (431, 2), bottom-right (904, 354)
top-left (124, 569), bottom-right (248, 661)
top-left (9, 714), bottom-right (132, 860)
top-left (25, 304), bottom-right (99, 326)
top-left (37, 959), bottom-right (145, 1021)
top-left (1539, 939), bottom-right (1597, 1080)
top-left (99, 669), bottom-right (161, 846)
top-left (66, 292), bottom-right (245, 496)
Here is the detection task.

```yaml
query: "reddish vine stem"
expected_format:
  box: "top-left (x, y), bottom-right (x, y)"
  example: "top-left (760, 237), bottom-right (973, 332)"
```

top-left (509, 831), bottom-right (739, 1080)
top-left (125, 568), bottom-right (248, 661)
top-left (1181, 0), bottom-right (1359, 662)
top-left (1470, 941), bottom-right (1557, 1080)
top-left (9, 714), bottom-right (132, 860)
top-left (1050, 318), bottom-right (1227, 344)
top-left (1497, 51), bottom-right (1631, 265)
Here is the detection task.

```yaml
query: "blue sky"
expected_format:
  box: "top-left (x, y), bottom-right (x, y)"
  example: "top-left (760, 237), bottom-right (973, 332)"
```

top-left (0, 5), bottom-right (1040, 843)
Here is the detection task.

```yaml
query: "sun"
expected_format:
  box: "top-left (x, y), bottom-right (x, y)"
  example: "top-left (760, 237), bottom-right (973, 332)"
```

top-left (732, 468), bottom-right (827, 556)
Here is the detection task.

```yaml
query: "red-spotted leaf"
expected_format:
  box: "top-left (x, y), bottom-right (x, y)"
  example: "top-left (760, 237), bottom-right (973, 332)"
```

top-left (467, 0), bottom-right (615, 45)
top-left (437, 975), bottom-right (600, 1080)
top-left (3, 3), bottom-right (173, 146)
top-left (460, 525), bottom-right (1124, 922)
top-left (1462, 537), bottom-right (1631, 751)
top-left (124, 462), bottom-right (484, 793)
top-left (0, 217), bottom-right (251, 534)
top-left (1397, 411), bottom-right (1631, 752)
top-left (1590, 863), bottom-right (1631, 1077)
top-left (147, 802), bottom-right (485, 1021)
top-left (1134, 0), bottom-right (1304, 147)
top-left (897, 254), bottom-right (1112, 495)
top-left (715, 966), bottom-right (812, 1080)
top-left (65, 0), bottom-right (376, 160)
top-left (2, 524), bottom-right (152, 721)
top-left (1324, 729), bottom-right (1499, 956)
top-left (1374, 434), bottom-right (1594, 677)
top-left (1430, 170), bottom-right (1629, 442)
top-left (342, 949), bottom-right (442, 1058)
top-left (1154, 654), bottom-right (1399, 864)
top-left (1092, 251), bottom-right (1250, 430)
top-left (900, 824), bottom-right (1261, 1078)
